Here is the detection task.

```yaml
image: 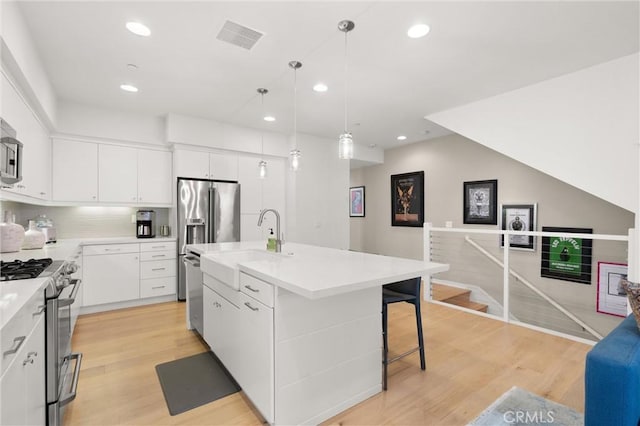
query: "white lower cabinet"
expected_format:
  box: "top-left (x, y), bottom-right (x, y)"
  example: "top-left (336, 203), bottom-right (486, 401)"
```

top-left (140, 242), bottom-right (176, 298)
top-left (202, 272), bottom-right (274, 424)
top-left (83, 248), bottom-right (140, 306)
top-left (202, 268), bottom-right (381, 425)
top-left (1, 315), bottom-right (46, 426)
top-left (82, 242), bottom-right (177, 310)
top-left (235, 291), bottom-right (274, 423)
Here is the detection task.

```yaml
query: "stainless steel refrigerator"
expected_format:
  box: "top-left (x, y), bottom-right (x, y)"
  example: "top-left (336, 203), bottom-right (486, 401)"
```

top-left (177, 178), bottom-right (240, 301)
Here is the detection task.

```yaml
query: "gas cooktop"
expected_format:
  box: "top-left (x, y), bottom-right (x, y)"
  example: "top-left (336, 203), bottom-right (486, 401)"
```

top-left (0, 258), bottom-right (54, 281)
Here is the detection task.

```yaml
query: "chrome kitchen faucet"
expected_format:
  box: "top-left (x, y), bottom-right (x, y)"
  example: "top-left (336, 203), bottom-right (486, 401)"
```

top-left (257, 209), bottom-right (282, 253)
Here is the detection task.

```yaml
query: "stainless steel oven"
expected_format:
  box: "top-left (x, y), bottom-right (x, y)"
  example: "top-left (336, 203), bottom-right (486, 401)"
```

top-left (44, 261), bottom-right (82, 426)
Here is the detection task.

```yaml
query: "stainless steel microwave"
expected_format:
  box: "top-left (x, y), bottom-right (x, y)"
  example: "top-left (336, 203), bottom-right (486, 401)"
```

top-left (0, 118), bottom-right (23, 185)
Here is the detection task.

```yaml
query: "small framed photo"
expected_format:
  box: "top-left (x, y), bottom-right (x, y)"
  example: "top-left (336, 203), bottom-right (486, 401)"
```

top-left (349, 186), bottom-right (365, 217)
top-left (500, 204), bottom-right (537, 251)
top-left (597, 262), bottom-right (628, 317)
top-left (463, 179), bottom-right (498, 225)
top-left (391, 171), bottom-right (424, 227)
top-left (541, 226), bottom-right (593, 285)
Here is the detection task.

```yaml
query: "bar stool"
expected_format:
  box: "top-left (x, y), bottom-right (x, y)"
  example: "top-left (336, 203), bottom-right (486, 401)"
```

top-left (382, 277), bottom-right (425, 390)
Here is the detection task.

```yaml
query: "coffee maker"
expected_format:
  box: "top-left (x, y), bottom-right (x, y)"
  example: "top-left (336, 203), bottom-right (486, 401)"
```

top-left (136, 210), bottom-right (155, 238)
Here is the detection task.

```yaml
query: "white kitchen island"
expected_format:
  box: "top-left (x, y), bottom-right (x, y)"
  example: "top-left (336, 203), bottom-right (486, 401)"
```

top-left (188, 241), bottom-right (449, 425)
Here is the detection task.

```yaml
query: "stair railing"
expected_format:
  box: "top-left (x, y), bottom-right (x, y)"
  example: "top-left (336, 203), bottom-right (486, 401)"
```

top-left (464, 235), bottom-right (603, 340)
top-left (424, 224), bottom-right (630, 341)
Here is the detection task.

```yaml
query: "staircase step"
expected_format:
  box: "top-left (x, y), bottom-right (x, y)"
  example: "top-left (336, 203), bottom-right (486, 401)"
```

top-left (432, 283), bottom-right (471, 303)
top-left (455, 299), bottom-right (489, 313)
top-left (431, 283), bottom-right (489, 313)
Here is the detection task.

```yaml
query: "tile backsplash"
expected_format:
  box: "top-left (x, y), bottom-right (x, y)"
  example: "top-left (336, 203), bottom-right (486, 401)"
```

top-left (0, 201), bottom-right (170, 239)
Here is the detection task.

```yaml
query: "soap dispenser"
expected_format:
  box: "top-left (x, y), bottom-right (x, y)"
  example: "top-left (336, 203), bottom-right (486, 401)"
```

top-left (267, 228), bottom-right (276, 252)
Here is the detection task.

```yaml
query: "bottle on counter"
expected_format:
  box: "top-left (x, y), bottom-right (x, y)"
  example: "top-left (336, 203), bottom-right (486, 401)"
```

top-left (0, 211), bottom-right (25, 253)
top-left (267, 228), bottom-right (276, 252)
top-left (23, 220), bottom-right (46, 250)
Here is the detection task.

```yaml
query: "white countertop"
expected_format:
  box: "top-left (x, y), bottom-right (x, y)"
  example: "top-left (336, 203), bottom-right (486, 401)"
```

top-left (0, 236), bottom-right (176, 262)
top-left (1, 236), bottom-right (177, 330)
top-left (193, 241), bottom-right (449, 299)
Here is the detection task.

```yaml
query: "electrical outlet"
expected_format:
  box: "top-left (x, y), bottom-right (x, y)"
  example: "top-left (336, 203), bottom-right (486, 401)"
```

top-left (131, 214), bottom-right (136, 224)
top-left (445, 221), bottom-right (453, 228)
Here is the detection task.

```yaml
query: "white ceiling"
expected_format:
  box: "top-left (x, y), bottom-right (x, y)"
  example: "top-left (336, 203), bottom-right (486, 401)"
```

top-left (15, 1), bottom-right (640, 151)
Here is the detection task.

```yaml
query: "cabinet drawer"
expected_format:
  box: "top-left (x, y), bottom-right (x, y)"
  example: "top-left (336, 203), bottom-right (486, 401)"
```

top-left (140, 242), bottom-right (176, 252)
top-left (0, 290), bottom-right (45, 377)
top-left (140, 260), bottom-right (176, 279)
top-left (140, 277), bottom-right (176, 298)
top-left (83, 243), bottom-right (139, 256)
top-left (140, 250), bottom-right (175, 261)
top-left (239, 273), bottom-right (274, 308)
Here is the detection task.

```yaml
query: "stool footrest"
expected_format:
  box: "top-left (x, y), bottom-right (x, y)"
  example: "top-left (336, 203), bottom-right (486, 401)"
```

top-left (385, 347), bottom-right (420, 364)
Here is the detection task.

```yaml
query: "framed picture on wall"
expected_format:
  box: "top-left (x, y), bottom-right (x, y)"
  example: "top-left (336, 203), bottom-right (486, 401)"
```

top-left (500, 203), bottom-right (537, 251)
top-left (540, 226), bottom-right (593, 285)
top-left (463, 179), bottom-right (498, 225)
top-left (596, 261), bottom-right (628, 317)
top-left (391, 171), bottom-right (424, 227)
top-left (349, 186), bottom-right (365, 217)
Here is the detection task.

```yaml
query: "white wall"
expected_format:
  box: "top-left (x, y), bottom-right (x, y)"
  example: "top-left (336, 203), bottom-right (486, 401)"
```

top-left (427, 53), bottom-right (640, 213)
top-left (166, 113), bottom-right (288, 157)
top-left (287, 133), bottom-right (350, 250)
top-left (56, 100), bottom-right (166, 146)
top-left (0, 2), bottom-right (57, 126)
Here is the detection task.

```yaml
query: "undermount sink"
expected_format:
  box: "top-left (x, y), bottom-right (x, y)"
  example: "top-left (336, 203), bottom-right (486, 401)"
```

top-left (200, 249), bottom-right (281, 290)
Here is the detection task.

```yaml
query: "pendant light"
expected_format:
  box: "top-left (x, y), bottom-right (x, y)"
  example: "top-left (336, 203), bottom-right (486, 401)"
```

top-left (289, 60), bottom-right (302, 171)
top-left (257, 88), bottom-right (268, 179)
top-left (338, 19), bottom-right (355, 160)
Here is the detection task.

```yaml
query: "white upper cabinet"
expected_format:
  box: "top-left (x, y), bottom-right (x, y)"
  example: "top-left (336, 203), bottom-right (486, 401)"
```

top-left (237, 155), bottom-right (285, 240)
top-left (238, 156), bottom-right (262, 215)
top-left (98, 145), bottom-right (138, 203)
top-left (174, 149), bottom-right (238, 181)
top-left (173, 149), bottom-right (209, 179)
top-left (1, 73), bottom-right (51, 201)
top-left (52, 139), bottom-right (99, 202)
top-left (52, 140), bottom-right (171, 205)
top-left (138, 150), bottom-right (172, 204)
top-left (209, 152), bottom-right (238, 181)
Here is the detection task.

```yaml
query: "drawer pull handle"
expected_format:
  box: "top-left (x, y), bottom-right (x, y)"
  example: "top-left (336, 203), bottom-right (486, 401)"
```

top-left (244, 302), bottom-right (259, 312)
top-left (104, 248), bottom-right (121, 252)
top-left (151, 255), bottom-right (165, 258)
top-left (33, 304), bottom-right (46, 316)
top-left (151, 286), bottom-right (166, 289)
top-left (152, 246), bottom-right (165, 249)
top-left (152, 268), bottom-right (166, 271)
top-left (3, 336), bottom-right (26, 357)
top-left (244, 285), bottom-right (260, 293)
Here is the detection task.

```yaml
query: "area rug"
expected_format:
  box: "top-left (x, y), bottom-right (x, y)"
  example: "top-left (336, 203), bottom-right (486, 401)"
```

top-left (468, 386), bottom-right (584, 426)
top-left (155, 351), bottom-right (240, 416)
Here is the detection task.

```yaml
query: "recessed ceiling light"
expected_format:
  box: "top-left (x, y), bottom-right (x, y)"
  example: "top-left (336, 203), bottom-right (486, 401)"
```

top-left (397, 135), bottom-right (407, 141)
top-left (407, 24), bottom-right (430, 39)
top-left (120, 84), bottom-right (139, 92)
top-left (126, 21), bottom-right (151, 37)
top-left (126, 63), bottom-right (138, 71)
top-left (313, 83), bottom-right (328, 92)
top-left (263, 116), bottom-right (275, 122)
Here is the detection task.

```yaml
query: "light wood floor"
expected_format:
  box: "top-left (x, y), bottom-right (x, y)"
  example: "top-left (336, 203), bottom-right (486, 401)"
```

top-left (64, 300), bottom-right (591, 426)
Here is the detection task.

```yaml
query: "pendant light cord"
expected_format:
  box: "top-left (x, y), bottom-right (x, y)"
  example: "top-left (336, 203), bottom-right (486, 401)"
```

top-left (294, 67), bottom-right (298, 150)
top-left (260, 91), bottom-right (265, 158)
top-left (344, 30), bottom-right (348, 134)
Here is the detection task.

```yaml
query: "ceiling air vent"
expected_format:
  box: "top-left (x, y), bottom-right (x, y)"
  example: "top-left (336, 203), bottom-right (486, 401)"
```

top-left (216, 20), bottom-right (264, 50)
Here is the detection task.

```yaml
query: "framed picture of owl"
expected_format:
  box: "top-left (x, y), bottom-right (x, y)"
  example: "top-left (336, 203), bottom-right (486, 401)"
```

top-left (391, 171), bottom-right (424, 227)
top-left (540, 226), bottom-right (593, 285)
